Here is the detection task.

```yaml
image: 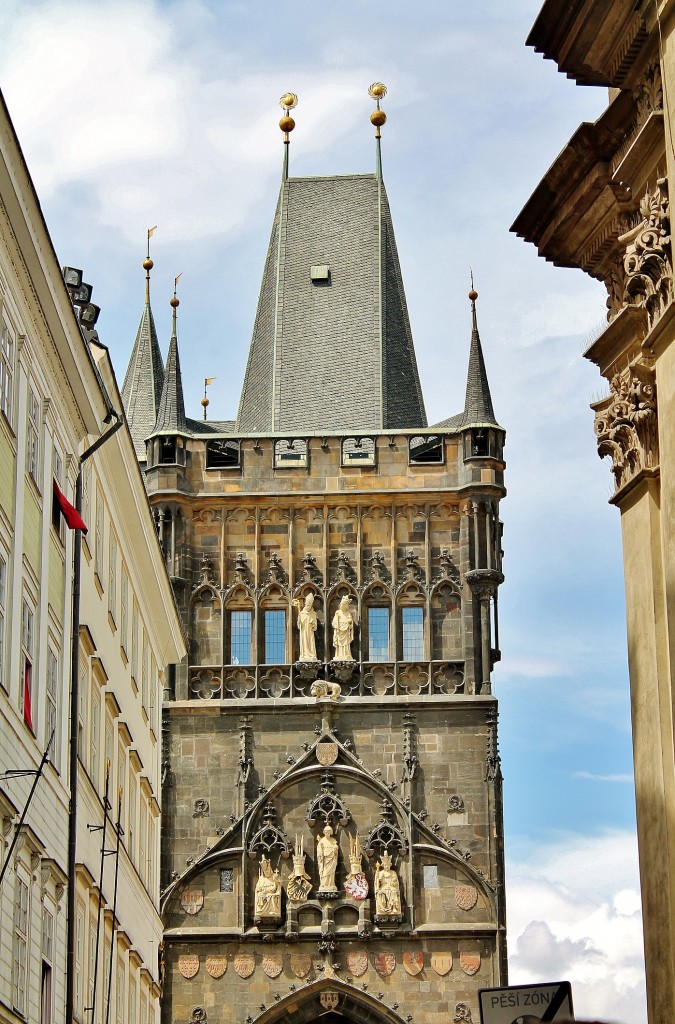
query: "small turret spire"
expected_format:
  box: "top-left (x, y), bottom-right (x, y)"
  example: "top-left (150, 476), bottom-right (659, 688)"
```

top-left (369, 82), bottom-right (387, 179)
top-left (462, 282), bottom-right (497, 427)
top-left (279, 92), bottom-right (298, 181)
top-left (153, 278), bottom-right (187, 435)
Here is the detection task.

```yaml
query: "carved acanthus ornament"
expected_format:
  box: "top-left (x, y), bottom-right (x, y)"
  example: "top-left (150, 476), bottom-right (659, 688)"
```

top-left (619, 178), bottom-right (671, 328)
top-left (634, 62), bottom-right (663, 126)
top-left (593, 359), bottom-right (658, 493)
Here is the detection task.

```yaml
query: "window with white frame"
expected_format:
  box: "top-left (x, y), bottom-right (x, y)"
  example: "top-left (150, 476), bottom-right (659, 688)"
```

top-left (0, 551), bottom-right (6, 691)
top-left (88, 917), bottom-right (97, 1017)
top-left (150, 662), bottom-right (158, 736)
top-left (148, 814), bottom-right (155, 892)
top-left (26, 385), bottom-right (41, 486)
top-left (140, 992), bottom-right (148, 1024)
top-left (103, 940), bottom-right (110, 1024)
top-left (128, 976), bottom-right (137, 1024)
top-left (75, 902), bottom-right (85, 1019)
top-left (108, 532), bottom-right (117, 623)
top-left (128, 775), bottom-right (136, 864)
top-left (116, 961), bottom-right (125, 1024)
top-left (139, 795), bottom-right (147, 885)
top-left (41, 905), bottom-right (54, 1024)
top-left (91, 690), bottom-right (100, 792)
top-left (81, 461), bottom-right (91, 538)
top-left (46, 644), bottom-right (60, 770)
top-left (13, 873), bottom-right (29, 1014)
top-left (0, 313), bottom-right (15, 425)
top-left (78, 657), bottom-right (88, 762)
top-left (105, 713), bottom-right (114, 786)
top-left (130, 600), bottom-right (138, 684)
top-left (20, 596), bottom-right (35, 731)
top-left (51, 445), bottom-right (66, 543)
top-left (117, 740), bottom-right (126, 832)
top-left (95, 492), bottom-right (104, 585)
top-left (120, 569), bottom-right (128, 658)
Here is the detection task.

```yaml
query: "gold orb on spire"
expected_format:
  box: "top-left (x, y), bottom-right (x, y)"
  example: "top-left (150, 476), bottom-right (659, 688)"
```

top-left (170, 295), bottom-right (180, 308)
top-left (469, 288), bottom-right (478, 301)
top-left (370, 109), bottom-right (387, 128)
top-left (368, 82), bottom-right (387, 100)
top-left (143, 257), bottom-right (154, 271)
top-left (279, 92), bottom-right (298, 111)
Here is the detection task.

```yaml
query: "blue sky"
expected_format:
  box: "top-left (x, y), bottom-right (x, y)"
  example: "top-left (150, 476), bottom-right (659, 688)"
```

top-left (0, 1), bottom-right (645, 1019)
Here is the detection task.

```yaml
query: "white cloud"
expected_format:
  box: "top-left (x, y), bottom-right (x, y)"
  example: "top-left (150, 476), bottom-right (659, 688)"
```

top-left (574, 772), bottom-right (634, 784)
top-left (507, 831), bottom-right (646, 1024)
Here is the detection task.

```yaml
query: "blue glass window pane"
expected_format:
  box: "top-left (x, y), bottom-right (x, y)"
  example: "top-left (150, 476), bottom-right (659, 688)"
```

top-left (402, 606), bottom-right (424, 660)
top-left (368, 606), bottom-right (389, 662)
top-left (265, 610), bottom-right (286, 664)
top-left (230, 611), bottom-right (252, 665)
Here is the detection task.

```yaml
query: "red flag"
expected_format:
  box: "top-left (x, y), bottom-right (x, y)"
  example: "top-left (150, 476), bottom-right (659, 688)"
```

top-left (23, 660), bottom-right (33, 732)
top-left (53, 479), bottom-right (88, 533)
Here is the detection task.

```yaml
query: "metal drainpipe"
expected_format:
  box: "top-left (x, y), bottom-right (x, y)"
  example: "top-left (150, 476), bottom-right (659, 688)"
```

top-left (65, 413), bottom-right (123, 1024)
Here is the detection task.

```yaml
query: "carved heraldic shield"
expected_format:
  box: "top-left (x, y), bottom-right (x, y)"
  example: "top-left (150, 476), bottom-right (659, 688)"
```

top-left (373, 952), bottom-right (396, 977)
top-left (403, 951), bottom-right (424, 976)
top-left (180, 888), bottom-right (204, 915)
top-left (316, 742), bottom-right (338, 766)
top-left (320, 993), bottom-right (340, 1011)
top-left (178, 955), bottom-right (200, 979)
top-left (205, 956), bottom-right (227, 979)
top-left (290, 954), bottom-right (312, 979)
top-left (234, 954), bottom-right (256, 979)
top-left (431, 953), bottom-right (453, 976)
top-left (347, 950), bottom-right (368, 977)
top-left (262, 954), bottom-right (283, 978)
top-left (459, 953), bottom-right (480, 976)
top-left (455, 885), bottom-right (478, 911)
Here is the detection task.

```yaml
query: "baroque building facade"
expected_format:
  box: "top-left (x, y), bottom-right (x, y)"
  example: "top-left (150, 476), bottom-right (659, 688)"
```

top-left (123, 99), bottom-right (508, 1024)
top-left (512, 3), bottom-right (675, 1021)
top-left (0, 90), bottom-right (185, 1024)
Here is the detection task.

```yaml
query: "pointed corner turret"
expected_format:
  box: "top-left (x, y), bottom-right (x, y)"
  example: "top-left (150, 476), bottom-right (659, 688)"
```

top-left (461, 287), bottom-right (498, 429)
top-left (154, 280), bottom-right (187, 436)
top-left (121, 233), bottom-right (165, 463)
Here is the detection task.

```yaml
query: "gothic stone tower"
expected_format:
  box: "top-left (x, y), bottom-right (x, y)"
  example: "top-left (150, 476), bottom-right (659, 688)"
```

top-left (125, 103), bottom-right (507, 1024)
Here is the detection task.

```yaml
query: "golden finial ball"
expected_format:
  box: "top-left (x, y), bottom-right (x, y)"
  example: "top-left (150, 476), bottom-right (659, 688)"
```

top-left (201, 397), bottom-right (209, 408)
top-left (170, 296), bottom-right (180, 308)
top-left (370, 109), bottom-right (387, 128)
top-left (469, 289), bottom-right (478, 301)
top-left (369, 82), bottom-right (387, 99)
top-left (279, 115), bottom-right (296, 133)
top-left (143, 258), bottom-right (154, 271)
top-left (279, 92), bottom-right (298, 111)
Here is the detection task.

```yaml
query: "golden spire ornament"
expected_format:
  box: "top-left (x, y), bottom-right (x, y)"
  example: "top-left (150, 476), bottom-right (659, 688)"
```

top-left (279, 92), bottom-right (298, 180)
top-left (368, 82), bottom-right (387, 138)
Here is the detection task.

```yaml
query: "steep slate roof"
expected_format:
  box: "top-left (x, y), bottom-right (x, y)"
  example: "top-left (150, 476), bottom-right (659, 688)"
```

top-left (121, 301), bottom-right (165, 459)
top-left (153, 318), bottom-right (187, 435)
top-left (236, 173), bottom-right (427, 433)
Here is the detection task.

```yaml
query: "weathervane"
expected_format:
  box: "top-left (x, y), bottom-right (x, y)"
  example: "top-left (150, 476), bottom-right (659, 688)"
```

top-left (144, 225), bottom-right (157, 303)
top-left (202, 377), bottom-right (216, 421)
top-left (368, 82), bottom-right (387, 177)
top-left (279, 92), bottom-right (298, 180)
top-left (170, 273), bottom-right (182, 336)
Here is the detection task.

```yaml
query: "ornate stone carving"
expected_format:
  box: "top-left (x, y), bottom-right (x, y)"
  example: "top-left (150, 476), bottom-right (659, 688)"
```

top-left (190, 1008), bottom-right (207, 1024)
top-left (332, 596), bottom-right (356, 660)
top-left (635, 61), bottom-right (663, 125)
top-left (316, 741), bottom-right (338, 766)
top-left (294, 593), bottom-right (318, 662)
top-left (459, 953), bottom-right (481, 976)
top-left (402, 713), bottom-right (418, 782)
top-left (193, 799), bottom-right (209, 818)
top-left (374, 851), bottom-right (402, 922)
top-left (593, 359), bottom-right (658, 493)
top-left (290, 953), bottom-right (312, 978)
top-left (453, 1003), bottom-right (472, 1023)
top-left (431, 952), bottom-right (453, 976)
top-left (306, 772), bottom-right (351, 828)
top-left (366, 800), bottom-right (408, 857)
top-left (286, 835), bottom-right (312, 902)
top-left (447, 795), bottom-right (465, 812)
top-left (373, 952), bottom-right (396, 977)
top-left (316, 824), bottom-right (340, 895)
top-left (254, 855), bottom-right (282, 920)
top-left (344, 834), bottom-right (368, 899)
top-left (233, 553), bottom-right (249, 584)
top-left (620, 178), bottom-right (672, 327)
top-left (234, 953), bottom-right (255, 978)
top-left (347, 950), bottom-right (368, 977)
top-left (180, 888), bottom-right (204, 916)
top-left (196, 553), bottom-right (217, 589)
top-left (320, 992), bottom-right (340, 1011)
top-left (248, 803), bottom-right (291, 859)
top-left (262, 953), bottom-right (283, 978)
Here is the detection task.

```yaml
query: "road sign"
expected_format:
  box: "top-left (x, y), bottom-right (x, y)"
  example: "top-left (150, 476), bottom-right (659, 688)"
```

top-left (479, 981), bottom-right (574, 1024)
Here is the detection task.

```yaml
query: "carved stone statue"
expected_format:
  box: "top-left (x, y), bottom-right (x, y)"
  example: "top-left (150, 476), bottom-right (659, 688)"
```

top-left (332, 596), bottom-right (356, 661)
top-left (287, 834), bottom-right (312, 902)
top-left (294, 593), bottom-right (318, 661)
top-left (254, 854), bottom-right (282, 919)
top-left (310, 679), bottom-right (341, 701)
top-left (374, 850), bottom-right (401, 917)
top-left (316, 824), bottom-right (339, 893)
top-left (344, 834), bottom-right (368, 900)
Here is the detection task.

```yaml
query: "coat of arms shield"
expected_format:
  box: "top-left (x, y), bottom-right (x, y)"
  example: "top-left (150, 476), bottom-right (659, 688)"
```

top-left (347, 950), bottom-right (368, 977)
top-left (320, 992), bottom-right (340, 1011)
top-left (234, 953), bottom-right (256, 979)
top-left (262, 953), bottom-right (283, 978)
top-left (205, 956), bottom-right (227, 979)
top-left (455, 885), bottom-right (478, 911)
top-left (316, 742), bottom-right (338, 766)
top-left (180, 887), bottom-right (204, 915)
top-left (290, 953), bottom-right (312, 979)
top-left (431, 952), bottom-right (453, 976)
top-left (402, 951), bottom-right (424, 976)
top-left (459, 952), bottom-right (481, 976)
top-left (344, 873), bottom-right (369, 899)
top-left (178, 954), bottom-right (200, 979)
top-left (373, 952), bottom-right (396, 977)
